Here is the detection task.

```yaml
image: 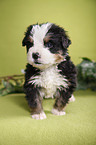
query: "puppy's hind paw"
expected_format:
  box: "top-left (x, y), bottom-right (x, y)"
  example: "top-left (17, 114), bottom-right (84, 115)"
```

top-left (31, 112), bottom-right (47, 120)
top-left (69, 95), bottom-right (75, 102)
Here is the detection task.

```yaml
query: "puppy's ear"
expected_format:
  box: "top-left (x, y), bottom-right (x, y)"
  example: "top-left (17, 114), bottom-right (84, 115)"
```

top-left (22, 36), bottom-right (27, 46)
top-left (62, 35), bottom-right (71, 49)
top-left (22, 25), bottom-right (33, 47)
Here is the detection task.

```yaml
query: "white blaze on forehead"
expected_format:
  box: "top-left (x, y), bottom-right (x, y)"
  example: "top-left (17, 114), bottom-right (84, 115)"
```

top-left (30, 23), bottom-right (52, 43)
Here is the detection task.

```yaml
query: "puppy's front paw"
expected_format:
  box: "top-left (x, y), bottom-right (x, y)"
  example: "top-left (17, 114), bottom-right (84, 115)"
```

top-left (51, 108), bottom-right (66, 116)
top-left (31, 112), bottom-right (47, 120)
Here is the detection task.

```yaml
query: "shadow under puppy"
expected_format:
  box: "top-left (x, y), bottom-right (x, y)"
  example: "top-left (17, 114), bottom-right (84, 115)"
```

top-left (22, 23), bottom-right (77, 120)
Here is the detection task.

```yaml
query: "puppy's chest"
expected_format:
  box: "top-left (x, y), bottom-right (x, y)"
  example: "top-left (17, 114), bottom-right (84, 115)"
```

top-left (30, 66), bottom-right (68, 98)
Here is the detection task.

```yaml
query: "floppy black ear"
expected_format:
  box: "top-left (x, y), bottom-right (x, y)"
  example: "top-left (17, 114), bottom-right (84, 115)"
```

top-left (62, 35), bottom-right (71, 49)
top-left (22, 25), bottom-right (33, 47)
top-left (22, 36), bottom-right (27, 46)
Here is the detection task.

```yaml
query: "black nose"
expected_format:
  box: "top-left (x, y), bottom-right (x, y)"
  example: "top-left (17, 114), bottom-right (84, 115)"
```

top-left (32, 52), bottom-right (40, 60)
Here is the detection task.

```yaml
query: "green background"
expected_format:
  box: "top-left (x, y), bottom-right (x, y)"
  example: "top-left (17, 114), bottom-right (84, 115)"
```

top-left (0, 1), bottom-right (96, 145)
top-left (0, 0), bottom-right (96, 76)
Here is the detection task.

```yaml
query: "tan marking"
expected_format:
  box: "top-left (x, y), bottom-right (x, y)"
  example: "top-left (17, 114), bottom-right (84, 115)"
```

top-left (28, 36), bottom-right (33, 43)
top-left (29, 98), bottom-right (43, 115)
top-left (55, 54), bottom-right (64, 63)
top-left (54, 100), bottom-right (67, 111)
top-left (44, 34), bottom-right (51, 43)
top-left (54, 91), bottom-right (67, 111)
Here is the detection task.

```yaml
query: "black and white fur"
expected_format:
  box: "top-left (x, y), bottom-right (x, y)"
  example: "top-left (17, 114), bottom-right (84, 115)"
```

top-left (22, 23), bottom-right (77, 120)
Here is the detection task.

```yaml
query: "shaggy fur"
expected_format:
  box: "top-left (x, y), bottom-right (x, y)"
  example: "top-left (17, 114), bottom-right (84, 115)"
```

top-left (22, 23), bottom-right (77, 120)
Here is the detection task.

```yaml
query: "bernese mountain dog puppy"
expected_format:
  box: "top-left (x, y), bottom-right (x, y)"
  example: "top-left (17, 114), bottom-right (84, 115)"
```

top-left (22, 23), bottom-right (77, 120)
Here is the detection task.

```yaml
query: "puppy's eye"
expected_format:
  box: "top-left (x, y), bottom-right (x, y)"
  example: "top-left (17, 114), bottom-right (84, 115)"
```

top-left (45, 41), bottom-right (53, 48)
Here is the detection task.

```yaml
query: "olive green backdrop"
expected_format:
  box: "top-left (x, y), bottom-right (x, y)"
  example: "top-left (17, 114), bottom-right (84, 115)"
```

top-left (0, 0), bottom-right (96, 76)
top-left (0, 1), bottom-right (96, 145)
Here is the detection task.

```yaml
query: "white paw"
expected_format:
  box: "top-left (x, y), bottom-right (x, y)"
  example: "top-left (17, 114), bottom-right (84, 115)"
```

top-left (69, 95), bottom-right (75, 102)
top-left (31, 112), bottom-right (47, 120)
top-left (51, 108), bottom-right (66, 116)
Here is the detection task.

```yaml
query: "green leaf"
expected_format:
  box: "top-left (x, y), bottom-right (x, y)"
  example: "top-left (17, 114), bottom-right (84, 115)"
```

top-left (81, 57), bottom-right (92, 62)
top-left (76, 57), bottom-right (96, 91)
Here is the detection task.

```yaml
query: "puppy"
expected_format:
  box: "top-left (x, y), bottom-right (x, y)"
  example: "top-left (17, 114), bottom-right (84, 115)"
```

top-left (22, 23), bottom-right (77, 120)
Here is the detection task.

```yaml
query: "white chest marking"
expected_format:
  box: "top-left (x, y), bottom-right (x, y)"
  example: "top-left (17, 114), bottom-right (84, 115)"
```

top-left (29, 66), bottom-right (68, 98)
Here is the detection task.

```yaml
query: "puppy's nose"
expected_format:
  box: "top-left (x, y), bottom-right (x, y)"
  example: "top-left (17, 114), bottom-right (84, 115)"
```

top-left (32, 52), bottom-right (40, 60)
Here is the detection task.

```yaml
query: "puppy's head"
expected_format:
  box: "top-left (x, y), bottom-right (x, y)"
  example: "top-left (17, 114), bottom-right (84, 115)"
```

top-left (22, 23), bottom-right (71, 69)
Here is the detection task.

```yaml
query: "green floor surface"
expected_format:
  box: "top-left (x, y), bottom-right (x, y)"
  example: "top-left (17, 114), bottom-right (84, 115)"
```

top-left (0, 90), bottom-right (96, 145)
